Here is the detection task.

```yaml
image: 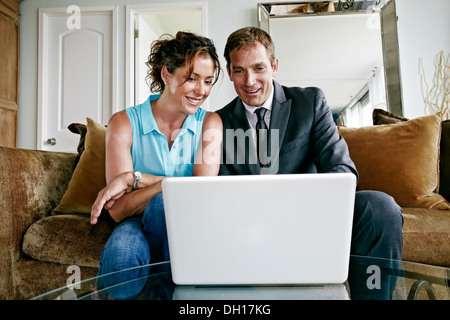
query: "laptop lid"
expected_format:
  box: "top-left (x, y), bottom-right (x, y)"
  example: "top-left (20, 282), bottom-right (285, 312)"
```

top-left (162, 173), bottom-right (356, 285)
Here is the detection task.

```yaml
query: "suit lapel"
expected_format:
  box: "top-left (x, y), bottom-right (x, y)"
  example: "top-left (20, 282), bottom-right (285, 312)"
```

top-left (265, 81), bottom-right (291, 174)
top-left (230, 99), bottom-right (250, 131)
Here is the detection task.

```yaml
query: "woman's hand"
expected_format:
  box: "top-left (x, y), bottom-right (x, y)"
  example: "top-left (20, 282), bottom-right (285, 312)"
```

top-left (90, 172), bottom-right (133, 224)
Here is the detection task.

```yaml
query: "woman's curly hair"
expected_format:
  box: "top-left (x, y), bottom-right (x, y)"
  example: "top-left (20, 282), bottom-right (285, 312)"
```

top-left (146, 31), bottom-right (222, 93)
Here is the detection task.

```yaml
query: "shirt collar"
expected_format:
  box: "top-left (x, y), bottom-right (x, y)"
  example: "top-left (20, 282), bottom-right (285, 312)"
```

top-left (242, 86), bottom-right (274, 118)
top-left (142, 95), bottom-right (159, 135)
top-left (181, 112), bottom-right (199, 134)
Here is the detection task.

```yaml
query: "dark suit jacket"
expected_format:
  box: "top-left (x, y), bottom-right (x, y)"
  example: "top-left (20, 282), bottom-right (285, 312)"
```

top-left (216, 81), bottom-right (358, 179)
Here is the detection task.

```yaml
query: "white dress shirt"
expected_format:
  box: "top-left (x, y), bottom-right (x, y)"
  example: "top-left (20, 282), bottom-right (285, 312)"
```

top-left (242, 87), bottom-right (274, 148)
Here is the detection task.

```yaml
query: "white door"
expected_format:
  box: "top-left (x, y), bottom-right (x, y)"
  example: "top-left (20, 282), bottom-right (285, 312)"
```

top-left (37, 6), bottom-right (117, 152)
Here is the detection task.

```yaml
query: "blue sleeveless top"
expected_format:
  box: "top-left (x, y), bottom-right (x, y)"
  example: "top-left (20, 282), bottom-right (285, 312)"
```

top-left (125, 95), bottom-right (206, 177)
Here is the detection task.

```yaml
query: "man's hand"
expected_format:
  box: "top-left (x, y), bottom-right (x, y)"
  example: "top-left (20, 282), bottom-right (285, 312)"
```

top-left (90, 172), bottom-right (133, 224)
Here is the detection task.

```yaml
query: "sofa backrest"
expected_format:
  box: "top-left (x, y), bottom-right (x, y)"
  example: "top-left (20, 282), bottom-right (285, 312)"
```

top-left (440, 120), bottom-right (450, 201)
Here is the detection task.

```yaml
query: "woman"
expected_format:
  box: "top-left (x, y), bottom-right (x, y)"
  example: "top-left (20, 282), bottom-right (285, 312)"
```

top-left (90, 32), bottom-right (223, 277)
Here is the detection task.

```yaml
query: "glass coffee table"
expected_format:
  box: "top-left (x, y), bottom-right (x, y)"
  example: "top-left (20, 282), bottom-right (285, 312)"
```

top-left (32, 255), bottom-right (449, 301)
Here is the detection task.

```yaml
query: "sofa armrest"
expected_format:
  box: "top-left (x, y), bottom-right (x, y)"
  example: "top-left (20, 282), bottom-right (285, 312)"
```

top-left (0, 146), bottom-right (76, 299)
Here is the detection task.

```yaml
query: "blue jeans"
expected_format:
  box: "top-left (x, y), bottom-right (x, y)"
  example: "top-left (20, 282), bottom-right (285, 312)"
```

top-left (96, 193), bottom-right (170, 298)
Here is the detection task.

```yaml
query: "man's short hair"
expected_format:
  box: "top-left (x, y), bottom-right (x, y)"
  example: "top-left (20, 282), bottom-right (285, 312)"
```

top-left (224, 27), bottom-right (276, 67)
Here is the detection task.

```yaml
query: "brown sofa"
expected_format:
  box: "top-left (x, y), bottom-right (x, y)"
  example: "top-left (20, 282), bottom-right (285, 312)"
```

top-left (1, 111), bottom-right (449, 300)
top-left (339, 110), bottom-right (450, 268)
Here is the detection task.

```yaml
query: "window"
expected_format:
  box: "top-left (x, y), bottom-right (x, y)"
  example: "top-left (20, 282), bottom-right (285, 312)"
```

top-left (345, 104), bottom-right (360, 128)
top-left (343, 90), bottom-right (376, 128)
top-left (339, 62), bottom-right (388, 127)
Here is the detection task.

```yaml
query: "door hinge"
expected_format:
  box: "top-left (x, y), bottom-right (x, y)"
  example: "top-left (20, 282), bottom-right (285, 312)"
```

top-left (134, 29), bottom-right (139, 38)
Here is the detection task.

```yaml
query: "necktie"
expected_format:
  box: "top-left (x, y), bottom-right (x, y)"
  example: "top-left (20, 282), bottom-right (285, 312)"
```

top-left (255, 108), bottom-right (268, 167)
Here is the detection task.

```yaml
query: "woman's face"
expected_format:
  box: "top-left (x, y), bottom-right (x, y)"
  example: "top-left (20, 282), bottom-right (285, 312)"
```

top-left (164, 55), bottom-right (216, 115)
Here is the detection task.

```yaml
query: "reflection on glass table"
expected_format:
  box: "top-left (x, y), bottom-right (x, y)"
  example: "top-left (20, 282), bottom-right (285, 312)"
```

top-left (32, 256), bottom-right (449, 300)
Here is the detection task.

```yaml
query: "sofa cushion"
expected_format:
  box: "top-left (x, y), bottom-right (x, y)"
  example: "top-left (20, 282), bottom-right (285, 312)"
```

top-left (22, 214), bottom-right (114, 268)
top-left (53, 118), bottom-right (107, 214)
top-left (402, 207), bottom-right (450, 267)
top-left (373, 109), bottom-right (450, 203)
top-left (338, 113), bottom-right (449, 209)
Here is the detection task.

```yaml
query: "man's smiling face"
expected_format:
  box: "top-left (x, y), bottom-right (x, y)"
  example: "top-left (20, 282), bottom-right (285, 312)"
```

top-left (227, 41), bottom-right (278, 107)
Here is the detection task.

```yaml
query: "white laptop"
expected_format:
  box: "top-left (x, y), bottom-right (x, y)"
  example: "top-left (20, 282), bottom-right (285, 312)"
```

top-left (161, 173), bottom-right (356, 286)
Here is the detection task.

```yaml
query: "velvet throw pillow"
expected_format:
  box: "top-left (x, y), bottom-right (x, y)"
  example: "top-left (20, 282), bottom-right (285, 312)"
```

top-left (68, 122), bottom-right (88, 154)
top-left (372, 108), bottom-right (408, 125)
top-left (52, 118), bottom-right (107, 214)
top-left (68, 122), bottom-right (88, 170)
top-left (339, 113), bottom-right (449, 210)
top-left (372, 109), bottom-right (450, 203)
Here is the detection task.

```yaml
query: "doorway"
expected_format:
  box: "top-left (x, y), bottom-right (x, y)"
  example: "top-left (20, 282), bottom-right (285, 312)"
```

top-left (126, 3), bottom-right (206, 107)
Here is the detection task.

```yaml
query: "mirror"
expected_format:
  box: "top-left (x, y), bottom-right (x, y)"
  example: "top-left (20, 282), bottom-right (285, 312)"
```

top-left (258, 0), bottom-right (403, 126)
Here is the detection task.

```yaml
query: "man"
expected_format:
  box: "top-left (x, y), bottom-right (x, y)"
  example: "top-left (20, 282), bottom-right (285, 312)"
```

top-left (216, 27), bottom-right (403, 299)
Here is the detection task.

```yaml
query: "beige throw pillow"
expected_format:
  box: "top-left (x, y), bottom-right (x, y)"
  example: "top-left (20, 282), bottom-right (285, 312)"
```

top-left (339, 113), bottom-right (449, 210)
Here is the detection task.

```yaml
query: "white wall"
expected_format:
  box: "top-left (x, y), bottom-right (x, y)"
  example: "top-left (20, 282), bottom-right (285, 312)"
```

top-left (18, 0), bottom-right (262, 149)
top-left (396, 0), bottom-right (450, 119)
top-left (18, 0), bottom-right (450, 149)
